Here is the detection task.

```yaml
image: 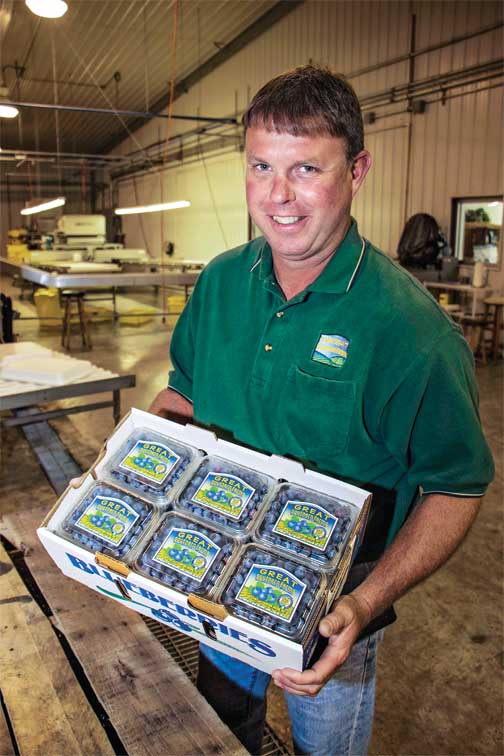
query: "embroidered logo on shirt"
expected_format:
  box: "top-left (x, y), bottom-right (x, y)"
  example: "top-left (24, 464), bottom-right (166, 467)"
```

top-left (312, 334), bottom-right (349, 367)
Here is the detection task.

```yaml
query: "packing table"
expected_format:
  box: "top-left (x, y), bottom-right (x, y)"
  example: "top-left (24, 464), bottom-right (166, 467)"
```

top-left (0, 364), bottom-right (136, 428)
top-left (1, 256), bottom-right (201, 295)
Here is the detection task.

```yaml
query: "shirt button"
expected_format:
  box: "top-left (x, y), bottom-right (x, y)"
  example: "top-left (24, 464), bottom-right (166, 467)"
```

top-left (264, 344), bottom-right (273, 352)
top-left (276, 311), bottom-right (284, 318)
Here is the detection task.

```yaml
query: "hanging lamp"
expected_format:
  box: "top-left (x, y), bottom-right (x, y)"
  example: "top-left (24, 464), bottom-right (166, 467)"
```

top-left (0, 85), bottom-right (19, 119)
top-left (25, 0), bottom-right (68, 19)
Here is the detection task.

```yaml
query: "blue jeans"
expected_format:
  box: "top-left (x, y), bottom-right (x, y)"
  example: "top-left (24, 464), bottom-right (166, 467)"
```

top-left (197, 629), bottom-right (383, 756)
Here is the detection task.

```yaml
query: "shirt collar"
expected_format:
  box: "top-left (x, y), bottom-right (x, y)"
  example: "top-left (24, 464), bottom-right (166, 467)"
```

top-left (308, 220), bottom-right (367, 294)
top-left (249, 238), bottom-right (274, 282)
top-left (249, 219), bottom-right (366, 294)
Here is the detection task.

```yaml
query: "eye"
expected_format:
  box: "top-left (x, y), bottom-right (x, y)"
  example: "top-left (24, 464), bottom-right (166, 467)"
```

top-left (297, 164), bottom-right (318, 175)
top-left (252, 162), bottom-right (270, 172)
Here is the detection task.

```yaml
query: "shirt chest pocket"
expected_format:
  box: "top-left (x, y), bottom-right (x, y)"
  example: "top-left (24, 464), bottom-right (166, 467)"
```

top-left (275, 365), bottom-right (356, 460)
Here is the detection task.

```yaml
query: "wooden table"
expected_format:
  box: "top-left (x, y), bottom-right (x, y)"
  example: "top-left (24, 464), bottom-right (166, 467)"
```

top-left (421, 281), bottom-right (493, 317)
top-left (484, 295), bottom-right (504, 364)
top-left (0, 508), bottom-right (246, 756)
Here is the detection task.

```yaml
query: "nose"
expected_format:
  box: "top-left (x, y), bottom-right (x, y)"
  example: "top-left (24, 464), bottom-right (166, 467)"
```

top-left (270, 173), bottom-right (295, 204)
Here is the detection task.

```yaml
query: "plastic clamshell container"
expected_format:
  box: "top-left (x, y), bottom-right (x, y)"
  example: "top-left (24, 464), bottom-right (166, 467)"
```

top-left (254, 482), bottom-right (359, 572)
top-left (59, 482), bottom-right (155, 561)
top-left (175, 455), bottom-right (274, 538)
top-left (219, 545), bottom-right (326, 644)
top-left (135, 512), bottom-right (238, 597)
top-left (102, 428), bottom-right (202, 505)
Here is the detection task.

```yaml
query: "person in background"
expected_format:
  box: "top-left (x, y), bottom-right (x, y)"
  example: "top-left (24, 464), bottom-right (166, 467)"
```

top-left (150, 65), bottom-right (494, 756)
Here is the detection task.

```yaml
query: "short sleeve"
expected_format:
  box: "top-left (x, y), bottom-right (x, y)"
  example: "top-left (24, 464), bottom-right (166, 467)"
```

top-left (167, 284), bottom-right (200, 402)
top-left (380, 329), bottom-right (494, 497)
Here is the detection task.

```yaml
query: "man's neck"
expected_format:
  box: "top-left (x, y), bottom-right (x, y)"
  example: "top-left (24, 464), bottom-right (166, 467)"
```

top-left (273, 257), bottom-right (331, 300)
top-left (272, 220), bottom-right (351, 300)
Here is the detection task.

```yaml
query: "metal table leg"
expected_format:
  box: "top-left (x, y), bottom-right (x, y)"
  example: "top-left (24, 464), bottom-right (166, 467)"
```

top-left (113, 388), bottom-right (121, 425)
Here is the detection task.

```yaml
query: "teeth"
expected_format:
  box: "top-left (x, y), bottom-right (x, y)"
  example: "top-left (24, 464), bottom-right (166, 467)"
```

top-left (272, 216), bottom-right (302, 225)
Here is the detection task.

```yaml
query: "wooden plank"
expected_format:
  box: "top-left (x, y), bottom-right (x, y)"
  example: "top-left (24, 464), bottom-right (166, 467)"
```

top-left (0, 703), bottom-right (16, 756)
top-left (20, 416), bottom-right (82, 495)
top-left (0, 541), bottom-right (114, 756)
top-left (1, 508), bottom-right (246, 756)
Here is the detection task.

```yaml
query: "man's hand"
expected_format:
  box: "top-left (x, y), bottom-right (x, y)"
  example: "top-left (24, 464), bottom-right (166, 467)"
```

top-left (148, 388), bottom-right (193, 424)
top-left (271, 593), bottom-right (372, 696)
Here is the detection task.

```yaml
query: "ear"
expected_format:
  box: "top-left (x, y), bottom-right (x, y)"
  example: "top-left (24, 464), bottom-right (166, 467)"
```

top-left (350, 150), bottom-right (372, 197)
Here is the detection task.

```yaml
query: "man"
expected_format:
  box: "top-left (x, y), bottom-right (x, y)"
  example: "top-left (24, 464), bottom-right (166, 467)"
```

top-left (150, 65), bottom-right (493, 755)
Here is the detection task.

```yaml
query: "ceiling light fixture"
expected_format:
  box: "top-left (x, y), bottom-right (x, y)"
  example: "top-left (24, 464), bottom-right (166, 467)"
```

top-left (115, 200), bottom-right (191, 216)
top-left (25, 0), bottom-right (68, 19)
top-left (21, 197), bottom-right (66, 215)
top-left (0, 86), bottom-right (19, 119)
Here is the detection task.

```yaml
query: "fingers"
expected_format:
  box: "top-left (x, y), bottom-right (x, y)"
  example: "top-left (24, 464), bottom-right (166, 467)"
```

top-left (272, 667), bottom-right (326, 697)
top-left (272, 594), bottom-right (372, 696)
top-left (319, 594), bottom-right (373, 638)
top-left (319, 596), bottom-right (357, 637)
top-left (272, 644), bottom-right (351, 696)
top-left (68, 474), bottom-right (86, 488)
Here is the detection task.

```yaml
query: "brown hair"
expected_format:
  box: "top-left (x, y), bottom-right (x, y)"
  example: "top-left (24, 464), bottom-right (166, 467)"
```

top-left (243, 64), bottom-right (364, 162)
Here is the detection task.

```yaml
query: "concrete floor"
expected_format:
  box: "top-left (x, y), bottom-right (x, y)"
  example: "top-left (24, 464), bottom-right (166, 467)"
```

top-left (1, 280), bottom-right (503, 755)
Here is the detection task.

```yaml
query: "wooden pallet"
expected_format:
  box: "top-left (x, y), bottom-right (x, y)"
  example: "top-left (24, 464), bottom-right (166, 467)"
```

top-left (0, 507), bottom-right (246, 756)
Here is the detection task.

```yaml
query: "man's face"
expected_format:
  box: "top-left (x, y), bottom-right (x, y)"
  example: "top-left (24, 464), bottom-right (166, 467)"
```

top-left (245, 126), bottom-right (370, 264)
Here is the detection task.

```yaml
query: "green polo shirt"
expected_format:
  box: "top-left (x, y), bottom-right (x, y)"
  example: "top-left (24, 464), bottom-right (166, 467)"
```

top-left (168, 220), bottom-right (494, 558)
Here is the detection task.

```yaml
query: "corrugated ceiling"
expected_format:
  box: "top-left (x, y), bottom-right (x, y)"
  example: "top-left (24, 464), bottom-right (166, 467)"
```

top-left (0, 0), bottom-right (281, 156)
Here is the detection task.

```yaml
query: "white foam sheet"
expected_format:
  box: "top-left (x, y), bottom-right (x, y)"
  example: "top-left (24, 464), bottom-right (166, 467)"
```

top-left (0, 342), bottom-right (52, 366)
top-left (0, 366), bottom-right (118, 396)
top-left (0, 355), bottom-right (95, 386)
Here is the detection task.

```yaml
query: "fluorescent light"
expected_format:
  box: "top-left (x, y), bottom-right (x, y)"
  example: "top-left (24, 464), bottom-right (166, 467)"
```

top-left (0, 103), bottom-right (19, 118)
top-left (25, 0), bottom-right (68, 18)
top-left (0, 86), bottom-right (18, 119)
top-left (21, 197), bottom-right (66, 215)
top-left (115, 200), bottom-right (190, 216)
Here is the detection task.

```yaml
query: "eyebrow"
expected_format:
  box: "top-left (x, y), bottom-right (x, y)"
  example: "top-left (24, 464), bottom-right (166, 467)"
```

top-left (246, 155), bottom-right (321, 166)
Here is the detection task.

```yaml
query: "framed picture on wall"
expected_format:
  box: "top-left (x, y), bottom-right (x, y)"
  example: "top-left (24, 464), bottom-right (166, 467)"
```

top-left (451, 196), bottom-right (503, 270)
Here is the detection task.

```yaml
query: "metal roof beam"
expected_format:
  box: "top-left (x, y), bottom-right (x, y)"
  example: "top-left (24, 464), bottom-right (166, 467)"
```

top-left (101, 0), bottom-right (304, 154)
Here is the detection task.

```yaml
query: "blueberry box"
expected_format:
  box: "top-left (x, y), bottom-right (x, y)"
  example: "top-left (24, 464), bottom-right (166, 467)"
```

top-left (175, 456), bottom-right (273, 538)
top-left (38, 408), bottom-right (372, 674)
top-left (255, 482), bottom-right (359, 572)
top-left (60, 482), bottom-right (155, 561)
top-left (136, 513), bottom-right (238, 597)
top-left (101, 428), bottom-right (201, 506)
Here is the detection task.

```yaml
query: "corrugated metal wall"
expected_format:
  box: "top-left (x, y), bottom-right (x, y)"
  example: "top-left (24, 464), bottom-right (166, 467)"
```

top-left (112, 0), bottom-right (503, 288)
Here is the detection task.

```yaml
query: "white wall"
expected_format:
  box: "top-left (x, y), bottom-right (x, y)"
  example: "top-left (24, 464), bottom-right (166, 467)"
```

top-left (110, 0), bottom-right (503, 288)
top-left (116, 150), bottom-right (247, 260)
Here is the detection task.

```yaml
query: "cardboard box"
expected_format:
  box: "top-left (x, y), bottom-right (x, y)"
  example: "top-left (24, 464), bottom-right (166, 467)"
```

top-left (38, 408), bottom-right (371, 674)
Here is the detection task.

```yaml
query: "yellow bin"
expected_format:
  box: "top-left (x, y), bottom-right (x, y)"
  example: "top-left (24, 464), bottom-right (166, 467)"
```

top-left (167, 294), bottom-right (186, 313)
top-left (119, 308), bottom-right (155, 327)
top-left (166, 294), bottom-right (186, 328)
top-left (34, 288), bottom-right (64, 329)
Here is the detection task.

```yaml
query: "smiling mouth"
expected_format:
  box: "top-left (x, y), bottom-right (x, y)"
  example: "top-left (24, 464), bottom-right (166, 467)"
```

top-left (271, 215), bottom-right (306, 225)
